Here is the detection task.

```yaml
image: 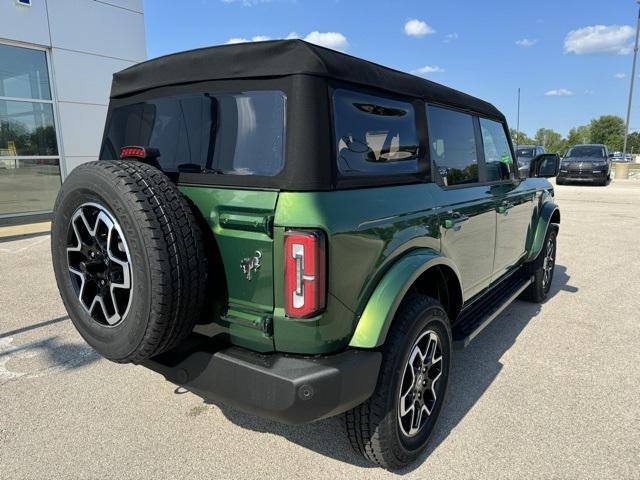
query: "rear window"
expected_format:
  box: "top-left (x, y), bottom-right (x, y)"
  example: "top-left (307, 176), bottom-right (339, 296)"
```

top-left (100, 90), bottom-right (286, 176)
top-left (516, 148), bottom-right (535, 158)
top-left (333, 89), bottom-right (419, 176)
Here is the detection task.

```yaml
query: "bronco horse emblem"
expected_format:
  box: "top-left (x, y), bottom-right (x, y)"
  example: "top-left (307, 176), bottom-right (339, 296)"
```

top-left (240, 251), bottom-right (262, 280)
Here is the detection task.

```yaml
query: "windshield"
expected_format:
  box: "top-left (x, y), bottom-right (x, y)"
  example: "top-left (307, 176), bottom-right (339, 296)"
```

top-left (516, 148), bottom-right (535, 159)
top-left (566, 146), bottom-right (605, 159)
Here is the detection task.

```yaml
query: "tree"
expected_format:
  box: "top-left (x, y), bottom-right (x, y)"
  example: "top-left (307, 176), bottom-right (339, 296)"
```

top-left (566, 125), bottom-right (591, 147)
top-left (589, 115), bottom-right (624, 152)
top-left (534, 128), bottom-right (565, 154)
top-left (626, 131), bottom-right (640, 155)
top-left (509, 128), bottom-right (535, 147)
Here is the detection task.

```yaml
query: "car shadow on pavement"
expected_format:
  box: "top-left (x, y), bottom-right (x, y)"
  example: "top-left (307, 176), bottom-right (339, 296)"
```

top-left (211, 265), bottom-right (576, 472)
top-left (0, 323), bottom-right (101, 385)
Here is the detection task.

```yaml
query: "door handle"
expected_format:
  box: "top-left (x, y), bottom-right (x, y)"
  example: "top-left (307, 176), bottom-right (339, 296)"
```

top-left (443, 212), bottom-right (469, 230)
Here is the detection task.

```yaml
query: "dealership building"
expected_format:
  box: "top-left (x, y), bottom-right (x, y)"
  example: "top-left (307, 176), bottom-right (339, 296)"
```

top-left (0, 0), bottom-right (146, 221)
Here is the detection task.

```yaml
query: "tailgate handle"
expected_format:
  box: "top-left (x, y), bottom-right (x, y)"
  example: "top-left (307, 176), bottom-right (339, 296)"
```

top-left (219, 212), bottom-right (273, 235)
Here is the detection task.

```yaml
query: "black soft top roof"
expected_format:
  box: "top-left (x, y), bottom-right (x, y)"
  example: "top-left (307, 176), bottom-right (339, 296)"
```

top-left (111, 39), bottom-right (504, 120)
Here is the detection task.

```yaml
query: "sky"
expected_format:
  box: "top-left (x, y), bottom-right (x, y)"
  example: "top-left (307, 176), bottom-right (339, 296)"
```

top-left (144, 0), bottom-right (640, 138)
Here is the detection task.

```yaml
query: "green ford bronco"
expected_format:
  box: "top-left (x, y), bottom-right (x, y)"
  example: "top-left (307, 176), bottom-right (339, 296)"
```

top-left (51, 40), bottom-right (560, 469)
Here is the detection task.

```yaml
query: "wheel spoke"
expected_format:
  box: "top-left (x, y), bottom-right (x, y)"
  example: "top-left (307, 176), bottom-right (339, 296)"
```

top-left (418, 404), bottom-right (430, 425)
top-left (409, 344), bottom-right (424, 368)
top-left (412, 404), bottom-right (424, 432)
top-left (399, 391), bottom-right (415, 417)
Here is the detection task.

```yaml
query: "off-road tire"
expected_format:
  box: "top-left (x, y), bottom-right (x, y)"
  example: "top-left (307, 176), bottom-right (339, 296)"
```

top-left (521, 225), bottom-right (558, 303)
top-left (345, 295), bottom-right (452, 470)
top-left (51, 160), bottom-right (207, 363)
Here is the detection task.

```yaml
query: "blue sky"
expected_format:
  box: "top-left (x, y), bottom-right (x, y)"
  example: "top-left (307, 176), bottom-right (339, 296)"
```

top-left (144, 0), bottom-right (640, 137)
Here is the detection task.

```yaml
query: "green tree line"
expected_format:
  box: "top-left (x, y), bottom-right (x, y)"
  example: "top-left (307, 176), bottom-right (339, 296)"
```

top-left (510, 115), bottom-right (638, 155)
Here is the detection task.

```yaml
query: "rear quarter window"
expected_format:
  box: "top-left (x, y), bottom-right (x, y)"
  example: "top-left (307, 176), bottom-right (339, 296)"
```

top-left (100, 90), bottom-right (286, 176)
top-left (333, 89), bottom-right (419, 176)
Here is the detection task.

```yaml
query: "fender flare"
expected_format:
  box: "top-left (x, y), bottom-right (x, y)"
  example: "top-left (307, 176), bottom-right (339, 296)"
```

top-left (525, 201), bottom-right (560, 263)
top-left (348, 249), bottom-right (462, 349)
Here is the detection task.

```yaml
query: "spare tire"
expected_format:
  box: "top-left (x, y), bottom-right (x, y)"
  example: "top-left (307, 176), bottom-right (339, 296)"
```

top-left (51, 160), bottom-right (207, 363)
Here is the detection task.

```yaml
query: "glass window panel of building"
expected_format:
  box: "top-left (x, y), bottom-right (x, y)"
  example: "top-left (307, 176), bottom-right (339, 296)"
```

top-left (0, 43), bottom-right (60, 217)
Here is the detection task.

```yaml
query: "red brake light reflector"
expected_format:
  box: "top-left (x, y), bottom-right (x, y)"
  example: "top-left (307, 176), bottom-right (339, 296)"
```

top-left (120, 146), bottom-right (147, 159)
top-left (284, 230), bottom-right (326, 318)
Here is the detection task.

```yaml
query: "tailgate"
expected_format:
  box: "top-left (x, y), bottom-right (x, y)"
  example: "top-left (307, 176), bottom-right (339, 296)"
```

top-left (180, 186), bottom-right (278, 351)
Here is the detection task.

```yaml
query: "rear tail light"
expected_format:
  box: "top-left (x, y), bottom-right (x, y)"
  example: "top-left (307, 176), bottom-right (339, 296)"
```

top-left (284, 230), bottom-right (326, 318)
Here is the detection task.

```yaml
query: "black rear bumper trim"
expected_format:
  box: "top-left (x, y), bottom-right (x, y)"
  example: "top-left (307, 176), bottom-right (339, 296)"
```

top-left (142, 345), bottom-right (381, 425)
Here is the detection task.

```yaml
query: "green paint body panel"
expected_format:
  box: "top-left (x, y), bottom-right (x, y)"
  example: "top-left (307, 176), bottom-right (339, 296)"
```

top-left (273, 184), bottom-right (441, 353)
top-left (179, 186), bottom-right (278, 352)
top-left (179, 178), bottom-right (557, 355)
top-left (524, 192), bottom-right (560, 262)
top-left (349, 250), bottom-right (461, 348)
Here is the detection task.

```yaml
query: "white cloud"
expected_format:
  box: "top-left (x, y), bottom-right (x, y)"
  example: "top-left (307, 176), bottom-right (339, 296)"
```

top-left (614, 72), bottom-right (627, 79)
top-left (303, 31), bottom-right (349, 51)
top-left (443, 32), bottom-right (458, 43)
top-left (545, 89), bottom-right (574, 97)
top-left (414, 65), bottom-right (445, 75)
top-left (404, 19), bottom-right (435, 38)
top-left (516, 38), bottom-right (538, 47)
top-left (225, 31), bottom-right (349, 51)
top-left (225, 35), bottom-right (272, 44)
top-left (584, 89), bottom-right (595, 95)
top-left (226, 37), bottom-right (250, 44)
top-left (564, 25), bottom-right (635, 55)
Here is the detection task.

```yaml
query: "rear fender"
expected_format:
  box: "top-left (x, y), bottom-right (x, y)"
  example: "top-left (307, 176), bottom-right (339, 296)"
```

top-left (349, 249), bottom-right (461, 349)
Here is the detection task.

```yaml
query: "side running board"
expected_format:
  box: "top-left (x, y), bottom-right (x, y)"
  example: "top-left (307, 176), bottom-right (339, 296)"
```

top-left (453, 270), bottom-right (534, 349)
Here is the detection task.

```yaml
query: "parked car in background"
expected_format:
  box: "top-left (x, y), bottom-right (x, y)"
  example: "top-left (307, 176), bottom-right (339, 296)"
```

top-left (612, 152), bottom-right (624, 162)
top-left (515, 145), bottom-right (545, 177)
top-left (611, 152), bottom-right (633, 163)
top-left (557, 144), bottom-right (611, 186)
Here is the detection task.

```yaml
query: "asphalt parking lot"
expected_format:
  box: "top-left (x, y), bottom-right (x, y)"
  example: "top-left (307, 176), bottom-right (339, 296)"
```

top-left (1, 180), bottom-right (639, 479)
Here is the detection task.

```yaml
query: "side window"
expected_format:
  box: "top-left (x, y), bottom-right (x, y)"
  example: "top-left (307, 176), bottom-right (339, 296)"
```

top-left (479, 118), bottom-right (514, 182)
top-left (427, 105), bottom-right (479, 186)
top-left (333, 89), bottom-right (419, 176)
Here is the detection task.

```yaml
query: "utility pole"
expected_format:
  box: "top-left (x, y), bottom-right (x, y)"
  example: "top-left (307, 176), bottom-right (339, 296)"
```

top-left (516, 88), bottom-right (521, 150)
top-left (622, 0), bottom-right (640, 172)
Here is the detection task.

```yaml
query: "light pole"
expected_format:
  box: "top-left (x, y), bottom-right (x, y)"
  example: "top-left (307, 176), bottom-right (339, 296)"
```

top-left (622, 0), bottom-right (640, 172)
top-left (516, 88), bottom-right (521, 150)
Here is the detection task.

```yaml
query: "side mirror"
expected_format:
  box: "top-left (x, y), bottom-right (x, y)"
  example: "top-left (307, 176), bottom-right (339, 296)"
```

top-left (530, 153), bottom-right (560, 178)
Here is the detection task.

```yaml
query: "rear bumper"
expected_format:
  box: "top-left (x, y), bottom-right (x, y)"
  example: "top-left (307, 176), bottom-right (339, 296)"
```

top-left (142, 341), bottom-right (381, 425)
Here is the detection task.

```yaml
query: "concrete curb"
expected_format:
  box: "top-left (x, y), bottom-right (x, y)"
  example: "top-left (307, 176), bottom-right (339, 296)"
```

top-left (0, 222), bottom-right (51, 241)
